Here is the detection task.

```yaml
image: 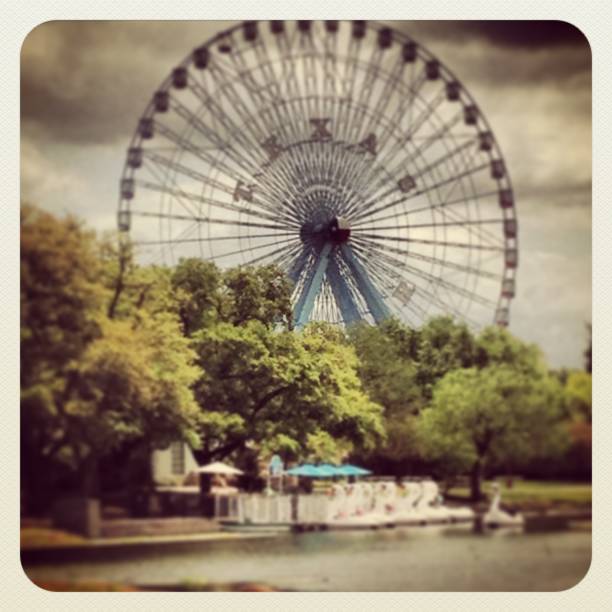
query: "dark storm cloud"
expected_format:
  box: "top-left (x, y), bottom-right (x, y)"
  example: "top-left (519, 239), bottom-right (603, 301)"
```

top-left (409, 20), bottom-right (589, 50)
top-left (392, 21), bottom-right (591, 86)
top-left (22, 20), bottom-right (591, 147)
top-left (21, 21), bottom-right (226, 145)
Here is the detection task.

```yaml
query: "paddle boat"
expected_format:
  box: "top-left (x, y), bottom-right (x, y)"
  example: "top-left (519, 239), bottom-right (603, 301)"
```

top-left (394, 480), bottom-right (428, 525)
top-left (407, 479), bottom-right (446, 524)
top-left (425, 479), bottom-right (475, 524)
top-left (325, 482), bottom-right (381, 529)
top-left (483, 482), bottom-right (524, 529)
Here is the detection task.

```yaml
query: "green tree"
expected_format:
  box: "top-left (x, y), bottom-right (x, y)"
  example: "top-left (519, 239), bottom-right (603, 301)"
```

top-left (21, 205), bottom-right (106, 508)
top-left (190, 320), bottom-right (384, 468)
top-left (415, 316), bottom-right (478, 399)
top-left (475, 325), bottom-right (545, 374)
top-left (564, 371), bottom-right (592, 423)
top-left (21, 205), bottom-right (106, 389)
top-left (223, 264), bottom-right (293, 328)
top-left (417, 365), bottom-right (567, 501)
top-left (561, 370), bottom-right (592, 480)
top-left (170, 259), bottom-right (293, 335)
top-left (21, 206), bottom-right (200, 508)
top-left (171, 258), bottom-right (222, 336)
top-left (347, 321), bottom-right (423, 470)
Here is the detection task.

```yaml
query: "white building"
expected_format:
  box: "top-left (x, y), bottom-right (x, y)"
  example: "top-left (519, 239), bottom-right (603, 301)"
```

top-left (151, 441), bottom-right (199, 486)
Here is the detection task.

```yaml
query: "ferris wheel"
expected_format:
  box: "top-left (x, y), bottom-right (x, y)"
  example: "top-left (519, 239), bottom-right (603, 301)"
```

top-left (118, 20), bottom-right (518, 329)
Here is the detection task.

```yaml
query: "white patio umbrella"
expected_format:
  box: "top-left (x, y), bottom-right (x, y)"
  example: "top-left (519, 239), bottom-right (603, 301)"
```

top-left (195, 461), bottom-right (243, 476)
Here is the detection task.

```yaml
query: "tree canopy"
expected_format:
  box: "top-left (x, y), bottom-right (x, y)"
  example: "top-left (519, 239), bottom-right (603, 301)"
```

top-left (191, 320), bottom-right (384, 465)
top-left (417, 364), bottom-right (567, 500)
top-left (21, 206), bottom-right (200, 506)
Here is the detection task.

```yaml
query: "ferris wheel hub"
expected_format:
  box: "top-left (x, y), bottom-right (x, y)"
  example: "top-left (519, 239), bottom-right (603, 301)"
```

top-left (300, 216), bottom-right (351, 247)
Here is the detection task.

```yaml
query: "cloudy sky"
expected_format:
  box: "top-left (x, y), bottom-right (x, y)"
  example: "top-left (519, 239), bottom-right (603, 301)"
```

top-left (20, 20), bottom-right (591, 369)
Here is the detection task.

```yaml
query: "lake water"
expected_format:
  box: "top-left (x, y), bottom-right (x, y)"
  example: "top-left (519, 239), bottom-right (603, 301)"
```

top-left (23, 525), bottom-right (591, 591)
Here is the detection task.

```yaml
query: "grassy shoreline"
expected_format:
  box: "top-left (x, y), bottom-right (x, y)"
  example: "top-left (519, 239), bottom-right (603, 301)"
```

top-left (446, 479), bottom-right (591, 511)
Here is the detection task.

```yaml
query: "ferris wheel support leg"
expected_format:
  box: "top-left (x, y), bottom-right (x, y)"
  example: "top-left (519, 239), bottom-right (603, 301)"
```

top-left (340, 244), bottom-right (390, 324)
top-left (287, 248), bottom-right (311, 284)
top-left (293, 242), bottom-right (333, 328)
top-left (327, 255), bottom-right (362, 325)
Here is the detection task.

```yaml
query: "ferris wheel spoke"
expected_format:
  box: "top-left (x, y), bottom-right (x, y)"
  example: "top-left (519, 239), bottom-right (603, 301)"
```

top-left (143, 146), bottom-right (235, 199)
top-left (139, 158), bottom-right (202, 221)
top-left (131, 210), bottom-right (295, 236)
top-left (353, 189), bottom-right (506, 251)
top-left (169, 95), bottom-right (259, 177)
top-left (218, 40), bottom-right (284, 112)
top-left (134, 180), bottom-right (300, 229)
top-left (284, 246), bottom-right (311, 283)
top-left (243, 238), bottom-right (306, 268)
top-left (352, 244), bottom-right (483, 319)
top-left (362, 54), bottom-right (406, 140)
top-left (212, 54), bottom-right (306, 175)
top-left (349, 160), bottom-right (490, 224)
top-left (354, 232), bottom-right (504, 252)
top-left (376, 67), bottom-right (427, 149)
top-left (237, 49), bottom-right (306, 155)
top-left (426, 196), bottom-right (506, 248)
top-left (274, 32), bottom-right (311, 139)
top-left (338, 244), bottom-right (390, 323)
top-left (345, 46), bottom-right (384, 144)
top-left (191, 67), bottom-right (267, 157)
top-left (369, 245), bottom-right (496, 308)
top-left (337, 83), bottom-right (451, 215)
top-left (151, 120), bottom-right (290, 219)
top-left (360, 135), bottom-right (479, 213)
top-left (397, 108), bottom-right (466, 168)
top-left (143, 151), bottom-right (301, 229)
top-left (336, 37), bottom-right (361, 144)
top-left (379, 88), bottom-right (447, 165)
top-left (298, 27), bottom-right (320, 120)
top-left (214, 235), bottom-right (299, 262)
top-left (352, 241), bottom-right (481, 326)
top-left (308, 23), bottom-right (350, 105)
top-left (273, 243), bottom-right (308, 276)
top-left (351, 189), bottom-right (501, 226)
top-left (413, 138), bottom-right (479, 184)
top-left (355, 217), bottom-right (504, 233)
top-left (153, 120), bottom-right (251, 186)
top-left (255, 29), bottom-right (304, 114)
top-left (359, 99), bottom-right (464, 209)
top-left (351, 234), bottom-right (502, 281)
top-left (186, 78), bottom-right (299, 208)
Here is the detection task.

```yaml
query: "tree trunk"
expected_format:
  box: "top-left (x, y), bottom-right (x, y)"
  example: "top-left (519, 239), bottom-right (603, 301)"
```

top-left (80, 453), bottom-right (100, 498)
top-left (470, 458), bottom-right (482, 502)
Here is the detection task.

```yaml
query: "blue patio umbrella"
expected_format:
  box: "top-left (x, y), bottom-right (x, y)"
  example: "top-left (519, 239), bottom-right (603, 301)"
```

top-left (285, 464), bottom-right (322, 477)
top-left (285, 463), bottom-right (342, 478)
top-left (315, 463), bottom-right (343, 477)
top-left (337, 464), bottom-right (372, 476)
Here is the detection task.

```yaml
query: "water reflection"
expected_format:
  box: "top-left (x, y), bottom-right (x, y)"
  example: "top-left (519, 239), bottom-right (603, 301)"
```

top-left (24, 523), bottom-right (591, 592)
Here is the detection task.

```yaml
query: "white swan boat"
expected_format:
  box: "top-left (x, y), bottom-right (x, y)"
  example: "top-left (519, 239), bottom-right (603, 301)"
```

top-left (394, 480), bottom-right (428, 525)
top-left (483, 483), bottom-right (524, 529)
top-left (325, 483), bottom-right (381, 529)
